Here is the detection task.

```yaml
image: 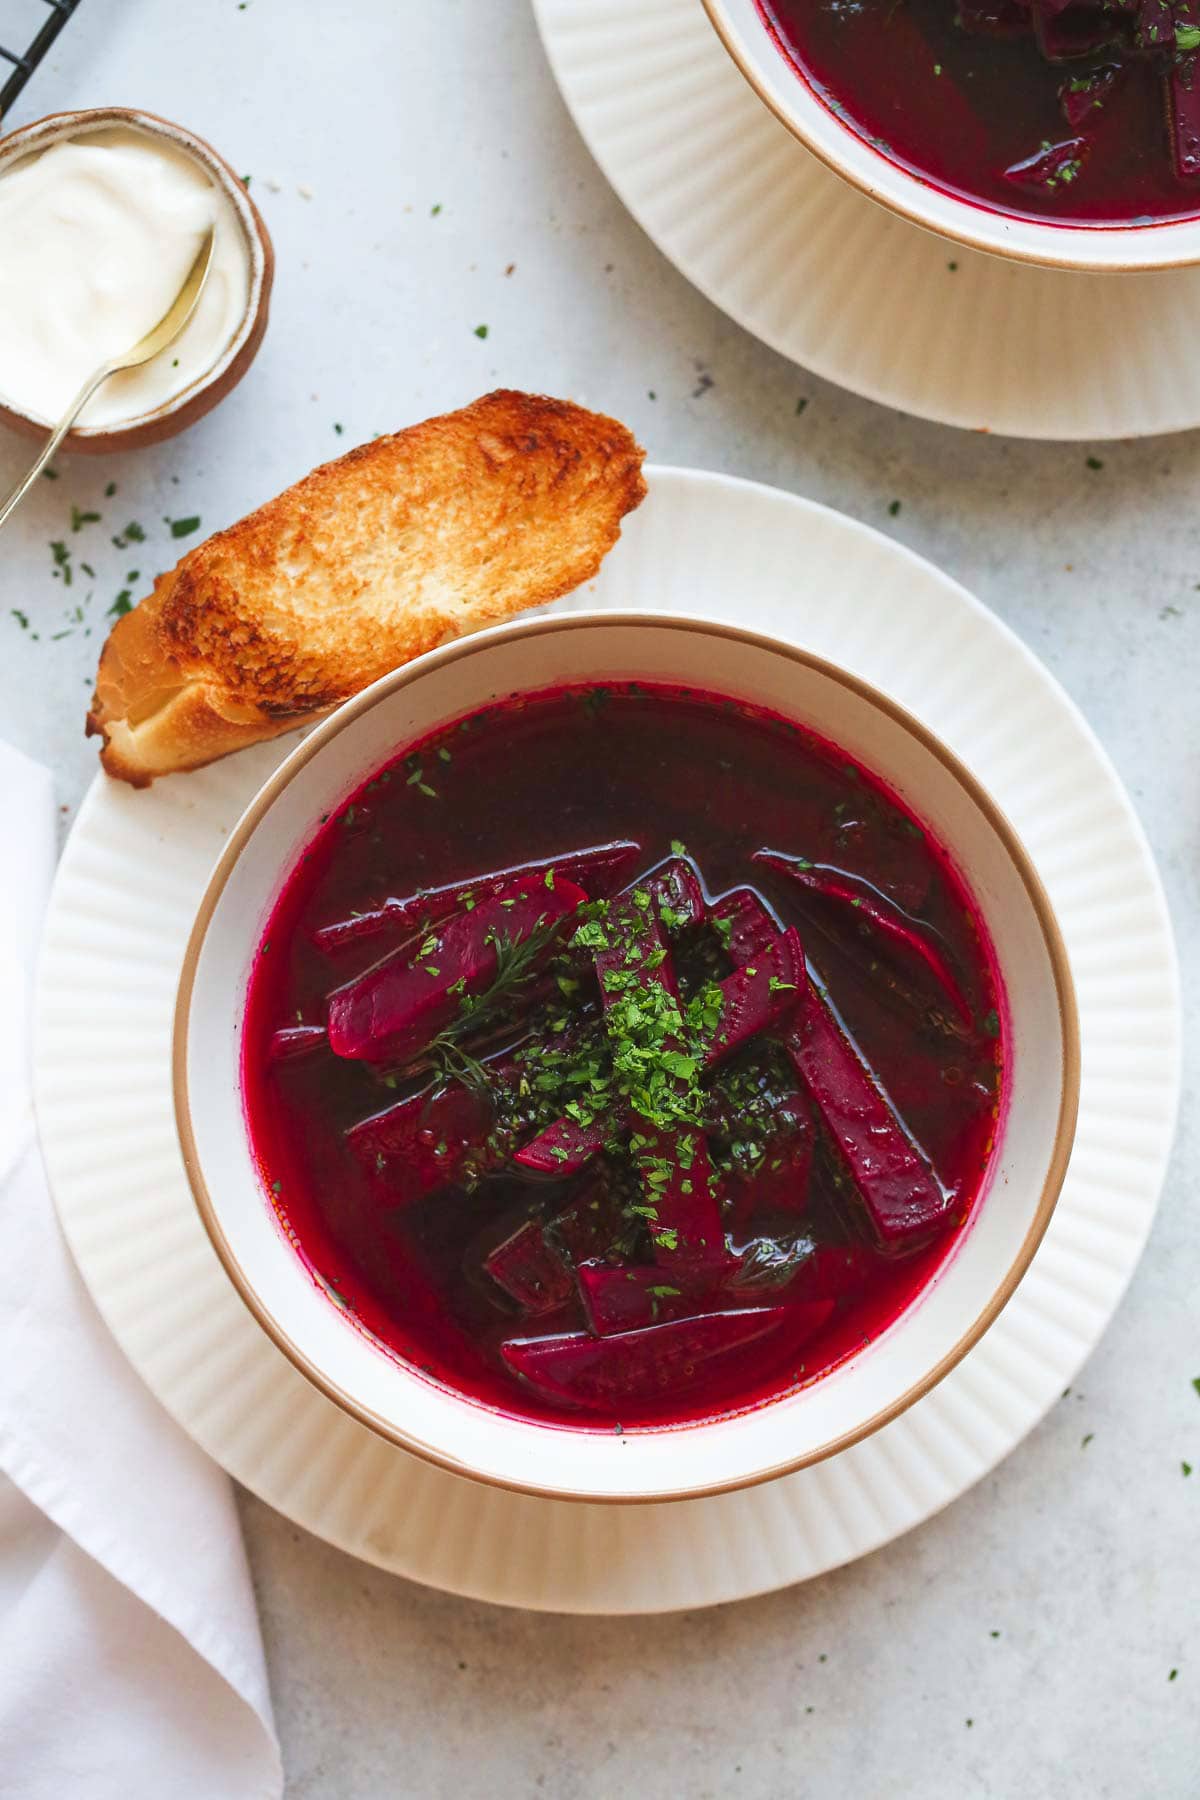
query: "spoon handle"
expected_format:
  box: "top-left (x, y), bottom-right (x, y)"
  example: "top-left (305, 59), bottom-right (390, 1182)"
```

top-left (0, 364), bottom-right (111, 533)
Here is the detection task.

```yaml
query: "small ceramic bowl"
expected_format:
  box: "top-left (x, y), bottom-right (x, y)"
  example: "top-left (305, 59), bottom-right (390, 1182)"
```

top-left (703, 0), bottom-right (1200, 272)
top-left (0, 107), bottom-right (273, 454)
top-left (175, 613), bottom-right (1079, 1504)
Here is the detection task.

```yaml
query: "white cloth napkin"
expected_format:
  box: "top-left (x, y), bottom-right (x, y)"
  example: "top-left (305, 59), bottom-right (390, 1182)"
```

top-left (0, 743), bottom-right (282, 1800)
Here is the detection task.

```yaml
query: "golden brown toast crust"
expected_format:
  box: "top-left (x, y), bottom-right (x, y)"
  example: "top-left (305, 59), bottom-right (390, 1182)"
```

top-left (87, 390), bottom-right (647, 784)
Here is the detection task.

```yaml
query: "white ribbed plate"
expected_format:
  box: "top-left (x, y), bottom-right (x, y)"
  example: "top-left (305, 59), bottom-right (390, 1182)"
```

top-left (534, 0), bottom-right (1200, 440)
top-left (34, 469), bottom-right (1179, 1612)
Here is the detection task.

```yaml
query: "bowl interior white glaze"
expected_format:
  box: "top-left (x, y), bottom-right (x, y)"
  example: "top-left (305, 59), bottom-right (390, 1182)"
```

top-left (705, 0), bottom-right (1200, 272)
top-left (177, 614), bottom-right (1077, 1503)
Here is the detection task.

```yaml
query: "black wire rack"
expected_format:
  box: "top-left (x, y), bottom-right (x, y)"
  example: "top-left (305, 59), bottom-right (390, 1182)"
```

top-left (0, 0), bottom-right (83, 122)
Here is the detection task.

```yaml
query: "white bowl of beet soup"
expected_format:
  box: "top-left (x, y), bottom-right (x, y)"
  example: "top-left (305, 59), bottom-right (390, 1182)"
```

top-left (175, 614), bottom-right (1079, 1503)
top-left (705, 0), bottom-right (1200, 271)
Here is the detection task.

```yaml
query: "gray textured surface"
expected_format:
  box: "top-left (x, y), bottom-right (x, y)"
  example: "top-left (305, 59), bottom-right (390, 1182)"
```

top-left (2, 2), bottom-right (1196, 1794)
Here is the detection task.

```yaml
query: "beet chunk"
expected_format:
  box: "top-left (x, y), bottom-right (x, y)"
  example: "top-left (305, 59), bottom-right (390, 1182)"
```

top-left (632, 1123), bottom-right (726, 1265)
top-left (784, 994), bottom-right (952, 1252)
top-left (1002, 135), bottom-right (1090, 192)
top-left (705, 926), bottom-right (806, 1065)
top-left (500, 1307), bottom-right (793, 1411)
top-left (268, 1023), bottom-right (327, 1062)
top-left (1059, 62), bottom-right (1122, 129)
top-left (576, 1260), bottom-right (728, 1335)
top-left (727, 1124), bottom-right (815, 1224)
top-left (754, 853), bottom-right (971, 1026)
top-left (484, 1217), bottom-right (574, 1316)
top-left (709, 885), bottom-right (779, 964)
top-left (642, 856), bottom-right (706, 928)
top-left (327, 876), bottom-right (586, 1064)
top-left (1168, 53), bottom-right (1200, 182)
top-left (544, 1173), bottom-right (627, 1267)
top-left (312, 841), bottom-right (639, 955)
top-left (513, 1111), bottom-right (610, 1176)
top-left (346, 1083), bottom-right (496, 1207)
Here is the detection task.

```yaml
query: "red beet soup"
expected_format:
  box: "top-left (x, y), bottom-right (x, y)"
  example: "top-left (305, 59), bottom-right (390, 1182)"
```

top-left (242, 682), bottom-right (1003, 1430)
top-left (756, 0), bottom-right (1200, 224)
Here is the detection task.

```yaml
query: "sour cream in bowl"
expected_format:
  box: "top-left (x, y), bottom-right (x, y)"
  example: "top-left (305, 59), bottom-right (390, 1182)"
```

top-left (0, 108), bottom-right (273, 453)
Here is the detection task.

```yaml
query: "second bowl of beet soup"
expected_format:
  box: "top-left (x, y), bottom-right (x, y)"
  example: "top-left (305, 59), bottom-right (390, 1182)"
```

top-left (704, 0), bottom-right (1200, 269)
top-left (176, 615), bottom-right (1078, 1503)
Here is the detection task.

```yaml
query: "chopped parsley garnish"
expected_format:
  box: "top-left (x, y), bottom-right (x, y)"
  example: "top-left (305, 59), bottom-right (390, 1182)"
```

top-left (168, 515), bottom-right (202, 539)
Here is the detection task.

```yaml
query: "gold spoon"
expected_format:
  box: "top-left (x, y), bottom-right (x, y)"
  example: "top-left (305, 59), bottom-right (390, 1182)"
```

top-left (0, 227), bottom-right (216, 532)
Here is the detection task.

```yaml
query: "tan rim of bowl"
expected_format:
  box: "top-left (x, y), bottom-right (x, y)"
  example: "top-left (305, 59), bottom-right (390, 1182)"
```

top-left (700, 0), bottom-right (1200, 274)
top-left (0, 106), bottom-right (274, 454)
top-left (174, 612), bottom-right (1081, 1505)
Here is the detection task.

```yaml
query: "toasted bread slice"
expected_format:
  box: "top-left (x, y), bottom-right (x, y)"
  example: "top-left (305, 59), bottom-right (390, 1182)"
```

top-left (88, 390), bottom-right (646, 785)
